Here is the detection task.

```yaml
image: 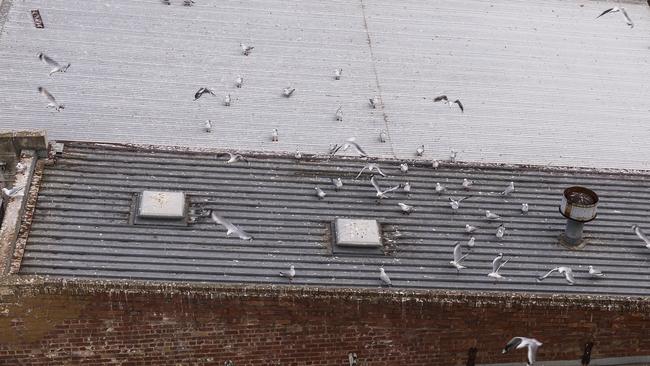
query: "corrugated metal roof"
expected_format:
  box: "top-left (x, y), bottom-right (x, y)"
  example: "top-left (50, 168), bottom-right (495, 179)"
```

top-left (1, 0), bottom-right (650, 169)
top-left (17, 142), bottom-right (650, 296)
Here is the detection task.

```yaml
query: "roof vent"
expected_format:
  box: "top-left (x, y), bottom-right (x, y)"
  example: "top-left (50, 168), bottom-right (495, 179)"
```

top-left (133, 190), bottom-right (187, 226)
top-left (559, 186), bottom-right (598, 248)
top-left (332, 218), bottom-right (382, 254)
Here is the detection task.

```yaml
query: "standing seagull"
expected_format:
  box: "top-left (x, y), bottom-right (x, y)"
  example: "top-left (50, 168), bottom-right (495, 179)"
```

top-left (416, 145), bottom-right (425, 157)
top-left (485, 210), bottom-right (501, 220)
top-left (450, 241), bottom-right (469, 272)
top-left (400, 163), bottom-right (408, 173)
top-left (379, 130), bottom-right (388, 143)
top-left (435, 182), bottom-right (446, 195)
top-left (194, 87), bottom-right (215, 100)
top-left (332, 177), bottom-right (343, 191)
top-left (279, 265), bottom-right (295, 282)
top-left (335, 106), bottom-right (343, 121)
top-left (488, 253), bottom-right (509, 279)
top-left (2, 186), bottom-right (24, 198)
top-left (465, 224), bottom-right (477, 233)
top-left (37, 87), bottom-right (64, 111)
top-left (235, 75), bottom-right (243, 88)
top-left (521, 203), bottom-right (529, 214)
top-left (379, 268), bottom-right (392, 286)
top-left (495, 224), bottom-right (506, 239)
top-left (502, 337), bottom-right (543, 366)
top-left (334, 68), bottom-right (342, 80)
top-left (596, 7), bottom-right (634, 28)
top-left (210, 211), bottom-right (253, 240)
top-left (204, 120), bottom-right (212, 133)
top-left (397, 202), bottom-right (414, 214)
top-left (37, 52), bottom-right (70, 76)
top-left (240, 42), bottom-right (254, 55)
top-left (462, 178), bottom-right (474, 190)
top-left (315, 187), bottom-right (327, 199)
top-left (282, 87), bottom-right (296, 97)
top-left (631, 224), bottom-right (650, 249)
top-left (501, 182), bottom-right (515, 196)
top-left (588, 265), bottom-right (605, 278)
top-left (271, 128), bottom-right (279, 142)
top-left (223, 94), bottom-right (231, 106)
top-left (222, 152), bottom-right (248, 164)
top-left (537, 266), bottom-right (575, 285)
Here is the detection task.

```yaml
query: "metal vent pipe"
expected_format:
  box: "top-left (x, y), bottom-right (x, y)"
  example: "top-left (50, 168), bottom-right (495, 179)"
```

top-left (559, 186), bottom-right (599, 247)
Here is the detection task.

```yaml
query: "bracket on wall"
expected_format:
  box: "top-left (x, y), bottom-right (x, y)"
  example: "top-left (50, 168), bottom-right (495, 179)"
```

top-left (466, 347), bottom-right (478, 366)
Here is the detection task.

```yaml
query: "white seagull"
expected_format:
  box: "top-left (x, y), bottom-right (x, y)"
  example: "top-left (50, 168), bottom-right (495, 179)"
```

top-left (449, 196), bottom-right (470, 210)
top-left (521, 203), bottom-right (529, 214)
top-left (450, 241), bottom-right (469, 271)
top-left (332, 177), bottom-right (343, 191)
top-left (631, 224), bottom-right (650, 249)
top-left (204, 120), bottom-right (212, 133)
top-left (485, 210), bottom-right (501, 220)
top-left (379, 130), bottom-right (388, 143)
top-left (279, 265), bottom-right (295, 282)
top-left (435, 182), bottom-right (446, 195)
top-left (210, 211), bottom-right (253, 240)
top-left (400, 163), bottom-right (408, 173)
top-left (315, 187), bottom-right (327, 199)
top-left (271, 128), bottom-right (279, 142)
top-left (596, 7), bottom-right (633, 28)
top-left (37, 87), bottom-right (64, 111)
top-left (223, 94), bottom-right (231, 106)
top-left (465, 224), bottom-right (477, 233)
top-left (369, 97), bottom-right (380, 109)
top-left (194, 87), bottom-right (215, 101)
top-left (467, 236), bottom-right (475, 249)
top-left (371, 175), bottom-right (400, 199)
top-left (334, 68), bottom-right (342, 80)
top-left (488, 253), bottom-right (509, 279)
top-left (433, 95), bottom-right (464, 112)
top-left (496, 224), bottom-right (506, 239)
top-left (462, 178), bottom-right (474, 190)
top-left (37, 52), bottom-right (70, 76)
top-left (588, 265), bottom-right (605, 278)
top-left (235, 75), bottom-right (243, 88)
top-left (502, 337), bottom-right (543, 366)
top-left (537, 266), bottom-right (575, 285)
top-left (397, 202), bottom-right (414, 214)
top-left (355, 163), bottom-right (386, 179)
top-left (415, 145), bottom-right (424, 157)
top-left (222, 152), bottom-right (248, 164)
top-left (501, 182), bottom-right (515, 196)
top-left (2, 186), bottom-right (24, 198)
top-left (282, 87), bottom-right (296, 97)
top-left (335, 106), bottom-right (343, 121)
top-left (379, 267), bottom-right (392, 286)
top-left (240, 42), bottom-right (254, 55)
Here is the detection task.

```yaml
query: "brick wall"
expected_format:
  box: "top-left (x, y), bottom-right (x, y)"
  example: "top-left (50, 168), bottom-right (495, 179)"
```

top-left (0, 278), bottom-right (648, 366)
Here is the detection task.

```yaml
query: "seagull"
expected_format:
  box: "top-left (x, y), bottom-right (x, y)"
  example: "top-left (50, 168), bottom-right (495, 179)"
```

top-left (332, 177), bottom-right (343, 191)
top-left (235, 75), bottom-right (243, 88)
top-left (204, 120), bottom-right (212, 133)
top-left (379, 268), bottom-right (392, 286)
top-left (379, 130), bottom-right (388, 143)
top-left (462, 179), bottom-right (474, 190)
top-left (315, 186), bottom-right (327, 199)
top-left (450, 197), bottom-right (470, 211)
top-left (240, 42), bottom-right (254, 55)
top-left (467, 236), bottom-right (475, 249)
top-left (345, 138), bottom-right (368, 157)
top-left (371, 175), bottom-right (400, 199)
top-left (521, 203), bottom-right (529, 214)
top-left (37, 52), bottom-right (70, 76)
top-left (596, 7), bottom-right (633, 28)
top-left (279, 265), bottom-right (295, 282)
top-left (37, 87), bottom-right (64, 111)
top-left (348, 352), bottom-right (358, 366)
top-left (194, 87), bottom-right (215, 101)
top-left (631, 224), bottom-right (650, 249)
top-left (488, 253), bottom-right (509, 279)
top-left (335, 106), bottom-right (343, 121)
top-left (334, 68), bottom-right (342, 80)
top-left (210, 211), bottom-right (253, 240)
top-left (433, 95), bottom-right (464, 112)
top-left (501, 182), bottom-right (515, 196)
top-left (295, 150), bottom-right (302, 159)
top-left (222, 152), bottom-right (248, 164)
top-left (369, 97), bottom-right (379, 109)
top-left (400, 163), bottom-right (408, 173)
top-left (15, 162), bottom-right (26, 174)
top-left (537, 266), bottom-right (575, 285)
top-left (435, 182), bottom-right (446, 195)
top-left (465, 224), bottom-right (477, 233)
top-left (502, 337), bottom-right (543, 366)
top-left (2, 186), bottom-right (24, 198)
top-left (450, 241), bottom-right (469, 271)
top-left (588, 265), bottom-right (605, 278)
top-left (402, 181), bottom-right (411, 193)
top-left (449, 150), bottom-right (458, 162)
top-left (271, 128), bottom-right (279, 142)
top-left (283, 87), bottom-right (296, 97)
top-left (496, 224), bottom-right (506, 239)
top-left (355, 163), bottom-right (386, 179)
top-left (416, 145), bottom-right (424, 157)
top-left (223, 94), bottom-right (231, 106)
top-left (183, 0), bottom-right (194, 6)
top-left (485, 210), bottom-right (501, 220)
top-left (453, 99), bottom-right (464, 112)
top-left (433, 95), bottom-right (449, 103)
top-left (397, 202), bottom-right (414, 214)
top-left (431, 160), bottom-right (440, 169)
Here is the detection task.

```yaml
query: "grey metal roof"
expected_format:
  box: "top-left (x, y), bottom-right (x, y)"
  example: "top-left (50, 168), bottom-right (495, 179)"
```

top-left (1, 0), bottom-right (650, 169)
top-left (17, 142), bottom-right (650, 296)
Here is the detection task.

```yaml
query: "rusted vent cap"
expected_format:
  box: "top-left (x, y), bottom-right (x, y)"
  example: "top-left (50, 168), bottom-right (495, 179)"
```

top-left (560, 186), bottom-right (598, 222)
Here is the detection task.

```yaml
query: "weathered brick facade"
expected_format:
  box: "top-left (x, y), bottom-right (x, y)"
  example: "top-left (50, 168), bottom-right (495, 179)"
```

top-left (0, 278), bottom-right (648, 365)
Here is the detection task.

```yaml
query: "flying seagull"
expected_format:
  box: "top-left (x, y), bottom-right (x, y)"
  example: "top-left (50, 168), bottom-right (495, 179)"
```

top-left (345, 138), bottom-right (368, 157)
top-left (397, 202), bottom-right (414, 214)
top-left (537, 266), bottom-right (575, 285)
top-left (37, 52), bottom-right (70, 76)
top-left (631, 224), bottom-right (650, 249)
top-left (450, 241), bottom-right (469, 272)
top-left (371, 175), bottom-right (400, 199)
top-left (379, 267), bottom-right (392, 286)
top-left (355, 163), bottom-right (386, 179)
top-left (235, 75), bottom-right (243, 88)
top-left (596, 7), bottom-right (633, 28)
top-left (194, 87), bottom-right (215, 101)
top-left (222, 152), bottom-right (248, 164)
top-left (283, 87), bottom-right (295, 97)
top-left (588, 265), bottom-right (605, 278)
top-left (502, 337), bottom-right (543, 366)
top-left (449, 196), bottom-right (471, 210)
top-left (210, 210), bottom-right (253, 240)
top-left (204, 120), bottom-right (212, 133)
top-left (2, 186), bottom-right (24, 198)
top-left (279, 265), bottom-right (295, 282)
top-left (240, 43), bottom-right (254, 55)
top-left (37, 87), bottom-right (64, 111)
top-left (433, 95), bottom-right (464, 112)
top-left (488, 253), bottom-right (509, 279)
top-left (334, 68), bottom-right (342, 80)
top-left (315, 186), bottom-right (327, 199)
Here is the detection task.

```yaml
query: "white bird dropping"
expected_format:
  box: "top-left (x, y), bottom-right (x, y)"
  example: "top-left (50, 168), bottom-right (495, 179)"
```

top-left (435, 182), bottom-right (445, 194)
top-left (379, 130), bottom-right (388, 143)
top-left (379, 268), bottom-right (392, 286)
top-left (465, 224), bottom-right (477, 233)
top-left (223, 94), bottom-right (231, 106)
top-left (467, 237), bottom-right (475, 248)
top-left (334, 68), bottom-right (342, 80)
top-left (400, 163), bottom-right (408, 173)
top-left (235, 75), bottom-right (243, 88)
top-left (416, 145), bottom-right (424, 157)
top-left (279, 265), bottom-right (295, 281)
top-left (521, 203), bottom-right (529, 214)
top-left (335, 107), bottom-right (343, 121)
top-left (271, 128), bottom-right (279, 142)
top-left (501, 181), bottom-right (515, 196)
top-left (496, 224), bottom-right (506, 239)
top-left (204, 120), bottom-right (212, 133)
top-left (315, 187), bottom-right (326, 199)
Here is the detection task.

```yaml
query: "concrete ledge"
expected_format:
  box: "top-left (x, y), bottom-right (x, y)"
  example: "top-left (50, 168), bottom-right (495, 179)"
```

top-left (0, 130), bottom-right (48, 158)
top-left (478, 354), bottom-right (650, 366)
